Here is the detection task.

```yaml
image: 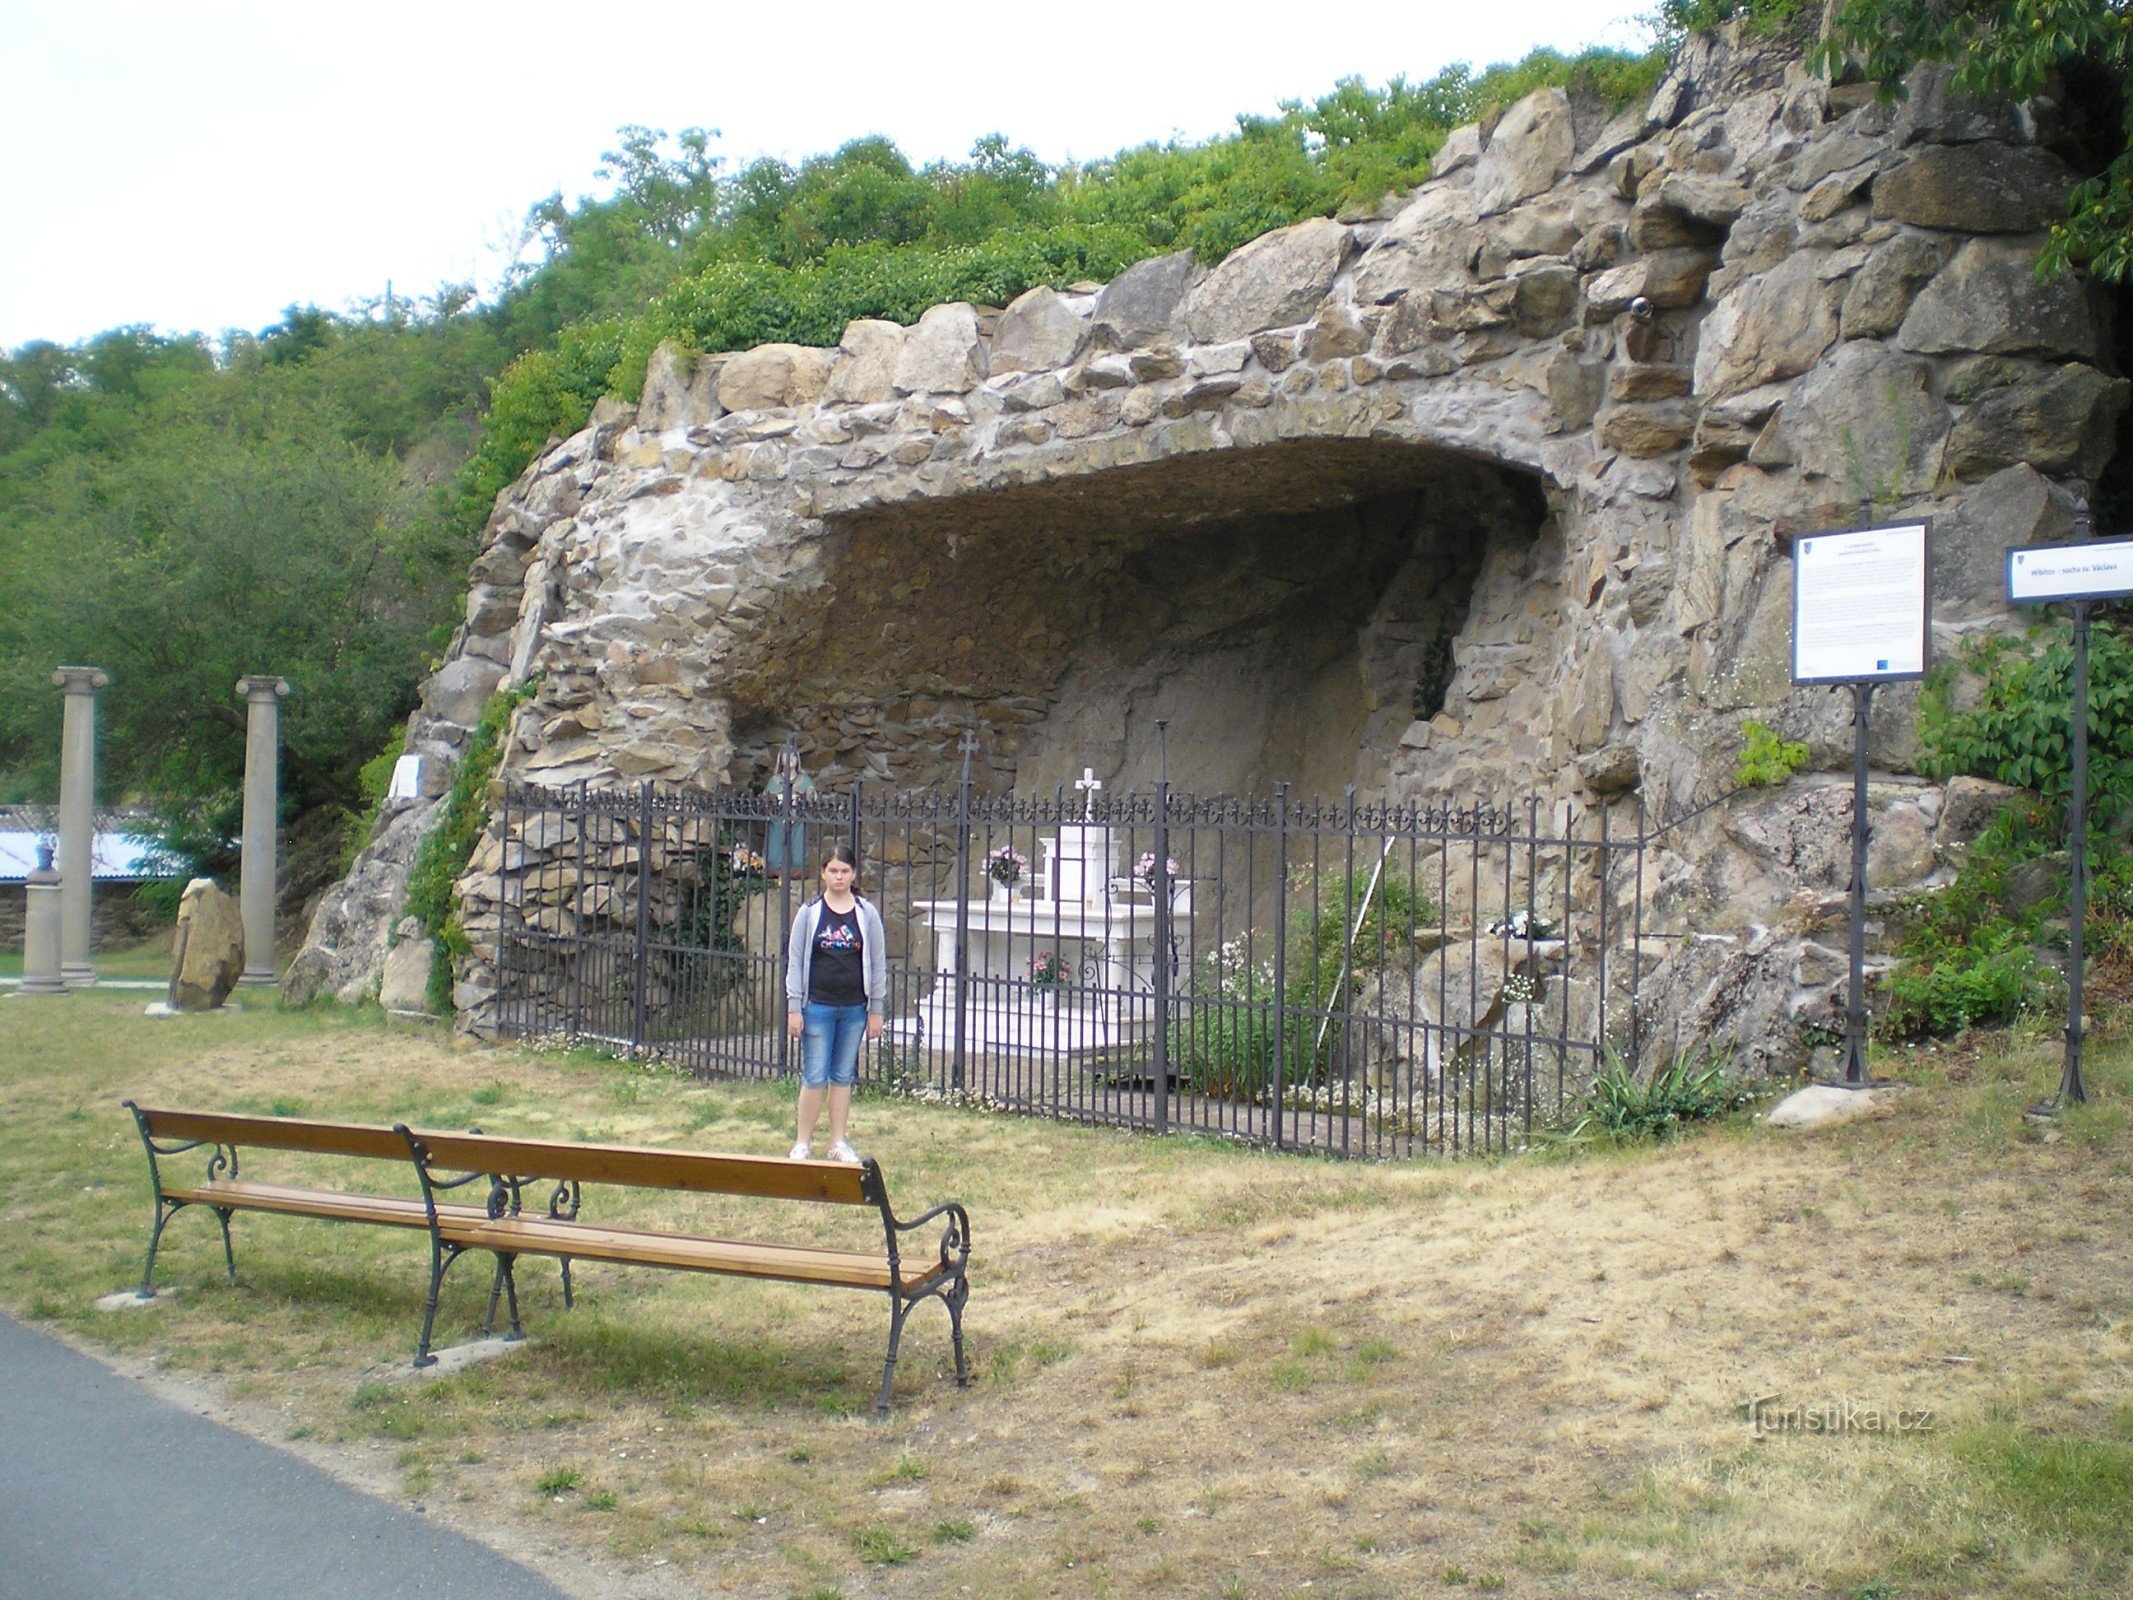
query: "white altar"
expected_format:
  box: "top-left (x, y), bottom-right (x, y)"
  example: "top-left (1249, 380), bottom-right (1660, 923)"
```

top-left (897, 789), bottom-right (1191, 1056)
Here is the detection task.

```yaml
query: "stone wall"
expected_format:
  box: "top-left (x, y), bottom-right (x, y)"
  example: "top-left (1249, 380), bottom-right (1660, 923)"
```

top-left (0, 881), bottom-right (166, 955)
top-left (288, 21), bottom-right (2125, 1075)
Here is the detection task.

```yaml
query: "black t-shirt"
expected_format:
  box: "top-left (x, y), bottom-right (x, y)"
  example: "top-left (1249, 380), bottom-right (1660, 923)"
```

top-left (808, 903), bottom-right (867, 1005)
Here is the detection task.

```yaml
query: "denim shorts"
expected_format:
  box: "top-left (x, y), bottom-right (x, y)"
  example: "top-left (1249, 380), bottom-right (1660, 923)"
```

top-left (800, 1001), bottom-right (868, 1088)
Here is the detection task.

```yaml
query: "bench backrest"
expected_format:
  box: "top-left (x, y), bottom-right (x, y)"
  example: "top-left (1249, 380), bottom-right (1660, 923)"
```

top-left (129, 1104), bottom-right (410, 1163)
top-left (405, 1129), bottom-right (879, 1207)
top-left (127, 1104), bottom-right (880, 1210)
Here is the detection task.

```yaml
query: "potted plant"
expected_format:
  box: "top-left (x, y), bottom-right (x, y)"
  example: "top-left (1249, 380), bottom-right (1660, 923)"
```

top-left (985, 844), bottom-right (1029, 903)
top-left (1133, 851), bottom-right (1181, 891)
top-left (1029, 948), bottom-right (1068, 1013)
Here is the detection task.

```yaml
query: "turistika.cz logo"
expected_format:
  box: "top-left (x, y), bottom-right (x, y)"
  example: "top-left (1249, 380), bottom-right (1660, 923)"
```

top-left (1743, 1394), bottom-right (1936, 1438)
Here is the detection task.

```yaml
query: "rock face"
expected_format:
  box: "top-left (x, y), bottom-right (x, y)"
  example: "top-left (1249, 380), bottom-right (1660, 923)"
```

top-left (170, 879), bottom-right (244, 1012)
top-left (292, 25), bottom-right (2127, 1078)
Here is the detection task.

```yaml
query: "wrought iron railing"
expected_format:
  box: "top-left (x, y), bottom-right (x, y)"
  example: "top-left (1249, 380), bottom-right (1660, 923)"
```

top-left (489, 760), bottom-right (1651, 1158)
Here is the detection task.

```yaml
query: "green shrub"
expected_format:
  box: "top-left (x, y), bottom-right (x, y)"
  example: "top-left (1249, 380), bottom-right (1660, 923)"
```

top-left (343, 726), bottom-right (406, 873)
top-left (402, 679), bottom-right (541, 1012)
top-left (1736, 719), bottom-right (1809, 788)
top-left (1569, 1043), bottom-right (1756, 1142)
top-left (1169, 866), bottom-right (1435, 1100)
top-left (1879, 935), bottom-right (2060, 1040)
top-left (1919, 623), bottom-right (2133, 824)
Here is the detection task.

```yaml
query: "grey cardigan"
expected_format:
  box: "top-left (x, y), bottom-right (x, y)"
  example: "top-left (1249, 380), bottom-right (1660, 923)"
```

top-left (785, 895), bottom-right (889, 1016)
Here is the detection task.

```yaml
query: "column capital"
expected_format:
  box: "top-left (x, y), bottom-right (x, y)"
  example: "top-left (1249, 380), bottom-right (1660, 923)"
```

top-left (53, 666), bottom-right (109, 694)
top-left (236, 675), bottom-right (292, 701)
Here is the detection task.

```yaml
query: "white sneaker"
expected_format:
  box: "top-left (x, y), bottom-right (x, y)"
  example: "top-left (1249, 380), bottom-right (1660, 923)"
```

top-left (828, 1140), bottom-right (861, 1164)
top-left (788, 1141), bottom-right (811, 1160)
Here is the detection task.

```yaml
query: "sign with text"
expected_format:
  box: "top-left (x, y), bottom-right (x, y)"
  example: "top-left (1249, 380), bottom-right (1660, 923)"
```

top-left (1792, 522), bottom-right (1930, 685)
top-left (2008, 538), bottom-right (2133, 604)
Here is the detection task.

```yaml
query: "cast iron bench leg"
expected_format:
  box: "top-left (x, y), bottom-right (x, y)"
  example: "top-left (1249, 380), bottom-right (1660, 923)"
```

top-left (948, 1278), bottom-right (970, 1387)
top-left (414, 1241), bottom-right (469, 1367)
top-left (213, 1207), bottom-right (236, 1284)
top-left (876, 1295), bottom-right (911, 1417)
top-left (481, 1254), bottom-right (526, 1342)
top-left (137, 1201), bottom-right (182, 1297)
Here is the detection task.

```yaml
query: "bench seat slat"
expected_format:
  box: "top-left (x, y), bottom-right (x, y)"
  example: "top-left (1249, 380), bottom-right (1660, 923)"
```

top-left (163, 1180), bottom-right (487, 1230)
top-left (438, 1215), bottom-right (936, 1292)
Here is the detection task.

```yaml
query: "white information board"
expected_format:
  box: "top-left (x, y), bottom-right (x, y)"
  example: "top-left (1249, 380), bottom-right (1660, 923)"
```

top-left (1792, 522), bottom-right (1930, 685)
top-left (2008, 538), bottom-right (2133, 604)
top-left (386, 753), bottom-right (423, 801)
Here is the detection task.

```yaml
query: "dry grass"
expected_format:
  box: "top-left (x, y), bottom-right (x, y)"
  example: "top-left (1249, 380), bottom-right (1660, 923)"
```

top-left (2, 986), bottom-right (2130, 1600)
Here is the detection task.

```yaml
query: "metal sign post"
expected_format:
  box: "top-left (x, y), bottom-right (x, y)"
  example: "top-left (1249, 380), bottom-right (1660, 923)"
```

top-left (2006, 534), bottom-right (2133, 1108)
top-left (1792, 522), bottom-right (1932, 1087)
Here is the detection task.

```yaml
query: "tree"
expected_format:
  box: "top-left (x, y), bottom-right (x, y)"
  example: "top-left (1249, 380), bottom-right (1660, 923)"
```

top-left (0, 375), bottom-right (453, 847)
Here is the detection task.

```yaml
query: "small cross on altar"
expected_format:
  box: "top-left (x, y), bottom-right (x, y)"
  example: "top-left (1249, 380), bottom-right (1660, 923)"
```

top-left (1073, 767), bottom-right (1102, 820)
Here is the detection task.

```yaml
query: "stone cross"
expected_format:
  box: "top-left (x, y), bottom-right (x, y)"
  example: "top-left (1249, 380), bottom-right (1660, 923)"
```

top-left (1074, 767), bottom-right (1102, 820)
top-left (236, 676), bottom-right (291, 987)
top-left (52, 666), bottom-right (108, 987)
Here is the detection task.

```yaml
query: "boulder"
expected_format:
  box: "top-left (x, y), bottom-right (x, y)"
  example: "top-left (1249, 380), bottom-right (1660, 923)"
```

top-left (1945, 363), bottom-right (2131, 482)
top-left (1892, 61), bottom-right (2029, 147)
top-left (1931, 464), bottom-right (2078, 617)
top-left (1472, 88), bottom-right (1576, 217)
top-left (1778, 341), bottom-right (1949, 500)
top-left (1766, 1084), bottom-right (1900, 1130)
top-left (1485, 199), bottom-right (1579, 262)
top-left (1432, 123), bottom-right (1482, 178)
top-left (1090, 251), bottom-right (1197, 350)
top-left (1693, 250), bottom-right (1843, 400)
top-left (1632, 175), bottom-right (1748, 247)
top-left (1872, 143), bottom-right (2075, 233)
top-left (1353, 184), bottom-right (1478, 305)
top-left (892, 303), bottom-right (988, 393)
top-left (990, 286), bottom-right (1090, 374)
top-left (378, 918), bottom-right (437, 1015)
top-left (1897, 237), bottom-right (2097, 360)
top-left (169, 879), bottom-right (244, 1012)
top-left (826, 319), bottom-right (906, 405)
top-left (1598, 402), bottom-right (1695, 458)
top-left (635, 342), bottom-right (694, 432)
top-left (1839, 231), bottom-right (1951, 339)
top-left (718, 344), bottom-right (835, 412)
top-left (1181, 218), bottom-right (1353, 344)
top-left (423, 655), bottom-right (507, 729)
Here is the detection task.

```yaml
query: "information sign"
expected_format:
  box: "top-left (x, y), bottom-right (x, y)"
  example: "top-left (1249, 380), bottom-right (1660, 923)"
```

top-left (2007, 538), bottom-right (2133, 604)
top-left (1792, 523), bottom-right (1930, 685)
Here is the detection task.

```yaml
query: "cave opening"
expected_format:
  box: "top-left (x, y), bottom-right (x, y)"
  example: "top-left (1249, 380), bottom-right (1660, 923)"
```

top-left (730, 439), bottom-right (1553, 801)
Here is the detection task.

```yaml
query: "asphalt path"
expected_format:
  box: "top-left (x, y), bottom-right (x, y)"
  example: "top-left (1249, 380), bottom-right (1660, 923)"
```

top-left (0, 1311), bottom-right (576, 1599)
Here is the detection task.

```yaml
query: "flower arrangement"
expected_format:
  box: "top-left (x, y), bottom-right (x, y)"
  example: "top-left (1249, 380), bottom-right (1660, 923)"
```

top-left (1029, 949), bottom-right (1069, 987)
top-left (1133, 851), bottom-right (1181, 887)
top-left (985, 844), bottom-right (1029, 887)
top-left (728, 843), bottom-right (767, 878)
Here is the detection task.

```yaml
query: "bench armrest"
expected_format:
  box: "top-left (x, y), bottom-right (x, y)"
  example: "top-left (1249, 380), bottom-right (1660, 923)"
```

top-left (885, 1199), bottom-right (972, 1288)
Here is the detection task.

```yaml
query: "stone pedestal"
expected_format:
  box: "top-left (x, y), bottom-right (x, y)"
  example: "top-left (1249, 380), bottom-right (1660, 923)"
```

top-left (236, 676), bottom-right (291, 987)
top-left (18, 845), bottom-right (69, 997)
top-left (53, 666), bottom-right (108, 988)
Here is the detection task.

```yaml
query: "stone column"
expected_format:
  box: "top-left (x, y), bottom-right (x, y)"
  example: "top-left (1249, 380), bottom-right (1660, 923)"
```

top-left (236, 676), bottom-right (291, 987)
top-left (53, 666), bottom-right (108, 988)
top-left (19, 843), bottom-right (69, 996)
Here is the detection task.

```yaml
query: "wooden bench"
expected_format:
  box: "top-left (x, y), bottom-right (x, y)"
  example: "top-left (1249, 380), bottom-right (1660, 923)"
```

top-left (123, 1104), bottom-right (971, 1414)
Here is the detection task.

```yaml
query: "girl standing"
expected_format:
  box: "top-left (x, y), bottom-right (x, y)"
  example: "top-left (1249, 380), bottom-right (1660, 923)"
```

top-left (785, 843), bottom-right (887, 1162)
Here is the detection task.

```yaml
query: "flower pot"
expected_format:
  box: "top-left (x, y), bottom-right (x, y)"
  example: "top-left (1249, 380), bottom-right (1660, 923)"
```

top-left (990, 879), bottom-right (1015, 905)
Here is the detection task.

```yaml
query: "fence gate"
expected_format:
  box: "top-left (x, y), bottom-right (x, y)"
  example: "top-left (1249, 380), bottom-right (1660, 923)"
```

top-left (493, 772), bottom-right (1648, 1158)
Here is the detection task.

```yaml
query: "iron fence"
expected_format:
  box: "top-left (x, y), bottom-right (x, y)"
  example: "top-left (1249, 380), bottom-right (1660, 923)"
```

top-left (490, 756), bottom-right (1649, 1158)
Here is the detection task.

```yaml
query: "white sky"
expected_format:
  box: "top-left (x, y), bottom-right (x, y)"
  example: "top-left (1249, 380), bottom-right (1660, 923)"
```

top-left (0, 1), bottom-right (1651, 351)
